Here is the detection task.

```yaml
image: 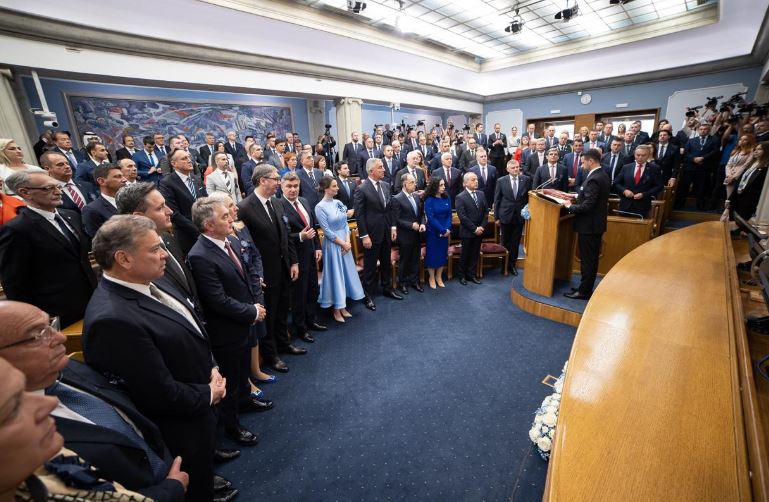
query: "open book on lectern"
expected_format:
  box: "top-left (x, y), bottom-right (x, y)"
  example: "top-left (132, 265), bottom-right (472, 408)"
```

top-left (536, 189), bottom-right (577, 205)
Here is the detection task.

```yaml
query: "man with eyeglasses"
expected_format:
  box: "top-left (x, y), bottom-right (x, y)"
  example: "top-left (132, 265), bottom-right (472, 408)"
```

top-left (0, 171), bottom-right (96, 327)
top-left (40, 151), bottom-right (98, 213)
top-left (159, 149), bottom-right (207, 255)
top-left (0, 300), bottom-right (197, 502)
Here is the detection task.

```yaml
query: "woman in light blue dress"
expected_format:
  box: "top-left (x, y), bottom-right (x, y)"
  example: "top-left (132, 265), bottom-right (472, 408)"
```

top-left (315, 176), bottom-right (365, 323)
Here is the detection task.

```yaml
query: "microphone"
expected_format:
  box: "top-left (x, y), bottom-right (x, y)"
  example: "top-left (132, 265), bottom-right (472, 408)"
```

top-left (614, 210), bottom-right (644, 219)
top-left (535, 177), bottom-right (556, 190)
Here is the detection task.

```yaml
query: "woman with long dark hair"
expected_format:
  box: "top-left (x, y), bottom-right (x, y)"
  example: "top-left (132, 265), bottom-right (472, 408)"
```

top-left (423, 176), bottom-right (452, 289)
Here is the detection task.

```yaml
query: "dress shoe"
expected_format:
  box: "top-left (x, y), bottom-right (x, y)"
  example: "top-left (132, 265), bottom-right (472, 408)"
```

top-left (225, 426), bottom-right (259, 446)
top-left (278, 344), bottom-right (307, 355)
top-left (333, 312), bottom-right (346, 323)
top-left (213, 449), bottom-right (240, 463)
top-left (398, 284), bottom-right (409, 295)
top-left (213, 488), bottom-right (239, 502)
top-left (510, 267), bottom-right (518, 276)
top-left (309, 322), bottom-right (327, 331)
top-left (240, 396), bottom-right (274, 413)
top-left (364, 297), bottom-right (377, 311)
top-left (470, 277), bottom-right (482, 285)
top-left (341, 309), bottom-right (352, 318)
top-left (570, 287), bottom-right (579, 292)
top-left (436, 278), bottom-right (445, 288)
top-left (214, 475), bottom-right (232, 492)
top-left (412, 283), bottom-right (424, 293)
top-left (459, 278), bottom-right (468, 285)
top-left (384, 289), bottom-right (403, 300)
top-left (271, 359), bottom-right (289, 373)
top-left (564, 291), bottom-right (591, 300)
top-left (298, 332), bottom-right (315, 343)
top-left (252, 374), bottom-right (277, 384)
top-left (428, 277), bottom-right (437, 289)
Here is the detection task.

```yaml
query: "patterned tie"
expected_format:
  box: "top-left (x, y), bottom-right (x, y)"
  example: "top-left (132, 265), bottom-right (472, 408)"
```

top-left (445, 168), bottom-right (451, 186)
top-left (308, 169), bottom-right (316, 187)
top-left (659, 145), bottom-right (666, 158)
top-left (481, 166), bottom-right (486, 183)
top-left (224, 240), bottom-right (245, 278)
top-left (49, 383), bottom-right (168, 481)
top-left (185, 176), bottom-right (196, 199)
top-left (148, 283), bottom-right (200, 334)
top-left (65, 183), bottom-right (85, 210)
top-left (223, 171), bottom-right (231, 192)
top-left (65, 151), bottom-right (78, 168)
top-left (471, 191), bottom-right (478, 206)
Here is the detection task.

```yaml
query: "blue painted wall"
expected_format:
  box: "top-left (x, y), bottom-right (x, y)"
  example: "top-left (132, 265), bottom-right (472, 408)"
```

top-left (484, 66), bottom-right (763, 122)
top-left (22, 77), bottom-right (310, 150)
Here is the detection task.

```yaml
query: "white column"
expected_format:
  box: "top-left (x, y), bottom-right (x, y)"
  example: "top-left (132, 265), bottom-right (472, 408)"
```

top-left (335, 97), bottom-right (363, 152)
top-left (0, 69), bottom-right (37, 166)
top-left (753, 169), bottom-right (769, 230)
top-left (307, 99), bottom-right (326, 146)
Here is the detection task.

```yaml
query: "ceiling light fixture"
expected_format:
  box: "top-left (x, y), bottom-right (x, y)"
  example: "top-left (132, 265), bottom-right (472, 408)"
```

top-left (609, 0), bottom-right (635, 4)
top-left (505, 4), bottom-right (525, 34)
top-left (347, 1), bottom-right (366, 14)
top-left (555, 1), bottom-right (579, 22)
top-left (394, 0), bottom-right (405, 31)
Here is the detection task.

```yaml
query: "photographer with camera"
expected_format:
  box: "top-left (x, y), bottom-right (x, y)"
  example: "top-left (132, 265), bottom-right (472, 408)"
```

top-left (319, 123), bottom-right (337, 169)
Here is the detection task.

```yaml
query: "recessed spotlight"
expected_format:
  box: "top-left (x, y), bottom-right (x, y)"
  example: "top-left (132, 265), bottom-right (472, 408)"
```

top-left (555, 2), bottom-right (579, 21)
top-left (347, 1), bottom-right (366, 13)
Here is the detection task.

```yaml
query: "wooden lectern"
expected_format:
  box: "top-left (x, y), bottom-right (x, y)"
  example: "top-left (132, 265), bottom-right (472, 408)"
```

top-left (523, 191), bottom-right (575, 297)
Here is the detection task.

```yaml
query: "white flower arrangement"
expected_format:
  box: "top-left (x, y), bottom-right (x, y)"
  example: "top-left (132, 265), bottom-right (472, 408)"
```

top-left (529, 361), bottom-right (567, 460)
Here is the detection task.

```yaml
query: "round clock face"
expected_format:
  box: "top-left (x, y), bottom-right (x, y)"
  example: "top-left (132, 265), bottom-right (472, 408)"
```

top-left (580, 93), bottom-right (592, 105)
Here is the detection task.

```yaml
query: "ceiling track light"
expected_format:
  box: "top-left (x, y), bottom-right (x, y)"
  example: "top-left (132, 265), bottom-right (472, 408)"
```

top-left (609, 0), bottom-right (635, 4)
top-left (347, 1), bottom-right (366, 14)
top-left (555, 1), bottom-right (579, 22)
top-left (504, 3), bottom-right (525, 34)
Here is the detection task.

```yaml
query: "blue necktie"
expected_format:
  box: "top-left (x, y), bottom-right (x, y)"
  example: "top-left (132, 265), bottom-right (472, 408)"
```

top-left (408, 194), bottom-right (417, 216)
top-left (49, 383), bottom-right (168, 482)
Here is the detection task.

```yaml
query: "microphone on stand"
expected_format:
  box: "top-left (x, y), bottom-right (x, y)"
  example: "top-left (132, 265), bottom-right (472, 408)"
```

top-left (614, 210), bottom-right (644, 219)
top-left (534, 177), bottom-right (556, 191)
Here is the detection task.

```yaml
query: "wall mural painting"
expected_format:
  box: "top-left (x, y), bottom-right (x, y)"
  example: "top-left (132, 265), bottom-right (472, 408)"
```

top-left (65, 94), bottom-right (294, 152)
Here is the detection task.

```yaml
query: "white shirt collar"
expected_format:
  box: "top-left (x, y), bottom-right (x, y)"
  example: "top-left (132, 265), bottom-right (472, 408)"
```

top-left (254, 191), bottom-right (271, 206)
top-left (202, 234), bottom-right (227, 252)
top-left (24, 205), bottom-right (57, 222)
top-left (175, 170), bottom-right (190, 183)
top-left (102, 194), bottom-right (117, 207)
top-left (102, 273), bottom-right (152, 298)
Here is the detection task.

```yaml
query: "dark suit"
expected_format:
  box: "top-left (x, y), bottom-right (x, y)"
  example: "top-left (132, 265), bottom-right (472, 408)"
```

top-left (353, 178), bottom-right (395, 296)
top-left (81, 195), bottom-right (117, 239)
top-left (237, 193), bottom-right (296, 362)
top-left (280, 196), bottom-right (321, 335)
top-left (679, 135), bottom-right (719, 209)
top-left (342, 142), bottom-right (363, 175)
top-left (75, 159), bottom-right (99, 184)
top-left (296, 167), bottom-right (323, 210)
top-left (402, 138), bottom-right (420, 154)
top-left (240, 158), bottom-right (259, 195)
top-left (614, 162), bottom-right (663, 217)
top-left (543, 135), bottom-right (557, 150)
top-left (565, 168), bottom-right (611, 297)
top-left (474, 132), bottom-right (487, 149)
top-left (52, 147), bottom-right (85, 170)
top-left (459, 148), bottom-right (479, 173)
top-left (455, 189), bottom-right (488, 280)
top-left (199, 144), bottom-right (215, 167)
top-left (584, 141), bottom-right (606, 153)
top-left (533, 164), bottom-right (568, 192)
top-left (381, 156), bottom-right (402, 185)
top-left (393, 166), bottom-right (426, 193)
top-left (0, 208), bottom-right (96, 327)
top-left (470, 164), bottom-right (497, 203)
top-left (621, 142), bottom-right (636, 158)
top-left (600, 151), bottom-right (628, 187)
top-left (391, 191), bottom-right (423, 287)
top-left (187, 235), bottom-right (256, 431)
top-left (487, 132), bottom-right (507, 171)
top-left (357, 148), bottom-right (381, 170)
top-left (653, 142), bottom-right (680, 182)
top-left (83, 278), bottom-right (216, 502)
top-left (224, 141), bottom-right (248, 168)
top-left (115, 147), bottom-right (139, 161)
top-left (334, 176), bottom-right (357, 210)
top-left (525, 151), bottom-right (547, 177)
top-left (633, 131), bottom-right (651, 145)
top-left (429, 151), bottom-right (459, 172)
top-left (555, 144), bottom-right (572, 161)
top-left (159, 172), bottom-right (207, 255)
top-left (59, 179), bottom-right (98, 213)
top-left (158, 231), bottom-right (202, 317)
top-left (494, 174), bottom-right (531, 265)
top-left (153, 145), bottom-right (168, 158)
top-left (520, 148), bottom-right (533, 166)
top-left (431, 166), bottom-right (462, 204)
top-left (598, 133), bottom-right (616, 146)
top-left (51, 360), bottom-right (184, 502)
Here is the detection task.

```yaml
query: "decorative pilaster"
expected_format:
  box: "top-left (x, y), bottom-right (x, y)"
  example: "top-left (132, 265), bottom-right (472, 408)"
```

top-left (307, 99), bottom-right (326, 145)
top-left (335, 98), bottom-right (363, 150)
top-left (0, 69), bottom-right (36, 165)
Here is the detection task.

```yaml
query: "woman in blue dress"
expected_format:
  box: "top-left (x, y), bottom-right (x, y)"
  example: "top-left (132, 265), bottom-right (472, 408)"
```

top-left (315, 176), bottom-right (365, 323)
top-left (424, 176), bottom-right (452, 289)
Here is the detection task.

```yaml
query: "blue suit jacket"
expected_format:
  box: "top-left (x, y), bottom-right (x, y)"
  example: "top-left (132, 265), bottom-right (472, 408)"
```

top-left (296, 168), bottom-right (323, 210)
top-left (470, 164), bottom-right (497, 204)
top-left (132, 150), bottom-right (162, 185)
top-left (241, 159), bottom-right (257, 194)
top-left (75, 159), bottom-right (99, 184)
top-left (59, 179), bottom-right (98, 213)
top-left (614, 162), bottom-right (663, 217)
top-left (81, 195), bottom-right (118, 239)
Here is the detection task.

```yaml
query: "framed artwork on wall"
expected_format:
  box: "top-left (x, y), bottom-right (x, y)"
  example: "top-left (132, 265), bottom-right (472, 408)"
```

top-left (63, 93), bottom-right (295, 152)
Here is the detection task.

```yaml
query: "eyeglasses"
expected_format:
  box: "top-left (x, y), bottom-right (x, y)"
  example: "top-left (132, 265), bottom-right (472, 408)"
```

top-left (0, 316), bottom-right (60, 351)
top-left (20, 184), bottom-right (63, 193)
top-left (266, 176), bottom-right (281, 181)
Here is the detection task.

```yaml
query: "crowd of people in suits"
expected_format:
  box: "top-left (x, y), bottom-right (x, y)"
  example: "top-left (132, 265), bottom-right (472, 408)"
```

top-left (1, 106), bottom-right (768, 500)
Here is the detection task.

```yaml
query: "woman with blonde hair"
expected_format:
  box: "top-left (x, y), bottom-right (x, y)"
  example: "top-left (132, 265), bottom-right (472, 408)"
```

top-left (723, 134), bottom-right (755, 198)
top-left (0, 139), bottom-right (42, 194)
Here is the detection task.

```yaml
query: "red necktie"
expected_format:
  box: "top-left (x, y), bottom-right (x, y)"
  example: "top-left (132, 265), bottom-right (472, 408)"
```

top-left (65, 183), bottom-right (85, 209)
top-left (224, 241), bottom-right (244, 278)
top-left (294, 200), bottom-right (309, 228)
top-left (634, 163), bottom-right (642, 184)
top-left (446, 168), bottom-right (451, 185)
top-left (572, 154), bottom-right (580, 177)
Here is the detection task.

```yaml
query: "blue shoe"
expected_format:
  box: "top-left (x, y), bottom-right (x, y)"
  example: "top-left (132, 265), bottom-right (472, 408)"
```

top-left (250, 389), bottom-right (264, 399)
top-left (253, 374), bottom-right (277, 384)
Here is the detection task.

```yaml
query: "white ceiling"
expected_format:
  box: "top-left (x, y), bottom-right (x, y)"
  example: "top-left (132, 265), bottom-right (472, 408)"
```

top-left (299, 0), bottom-right (718, 62)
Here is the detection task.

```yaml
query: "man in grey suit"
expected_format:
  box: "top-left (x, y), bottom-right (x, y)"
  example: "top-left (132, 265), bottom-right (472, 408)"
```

top-left (493, 159), bottom-right (530, 275)
top-left (206, 152), bottom-right (242, 203)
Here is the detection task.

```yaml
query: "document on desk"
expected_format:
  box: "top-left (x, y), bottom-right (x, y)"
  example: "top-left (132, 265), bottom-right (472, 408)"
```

top-left (539, 189), bottom-right (576, 205)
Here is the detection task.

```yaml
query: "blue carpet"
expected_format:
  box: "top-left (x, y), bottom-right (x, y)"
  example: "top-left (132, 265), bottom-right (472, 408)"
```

top-left (512, 270), bottom-right (601, 314)
top-left (219, 273), bottom-right (575, 501)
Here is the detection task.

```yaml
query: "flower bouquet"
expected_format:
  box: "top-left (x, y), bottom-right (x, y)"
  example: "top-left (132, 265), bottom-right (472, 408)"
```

top-left (528, 361), bottom-right (567, 460)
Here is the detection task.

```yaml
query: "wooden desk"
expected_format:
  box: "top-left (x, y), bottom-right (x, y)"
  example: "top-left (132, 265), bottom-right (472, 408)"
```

top-left (545, 222), bottom-right (768, 501)
top-left (62, 320), bottom-right (83, 354)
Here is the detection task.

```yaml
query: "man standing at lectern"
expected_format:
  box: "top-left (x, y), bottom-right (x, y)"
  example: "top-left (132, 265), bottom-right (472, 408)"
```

top-left (562, 148), bottom-right (610, 300)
